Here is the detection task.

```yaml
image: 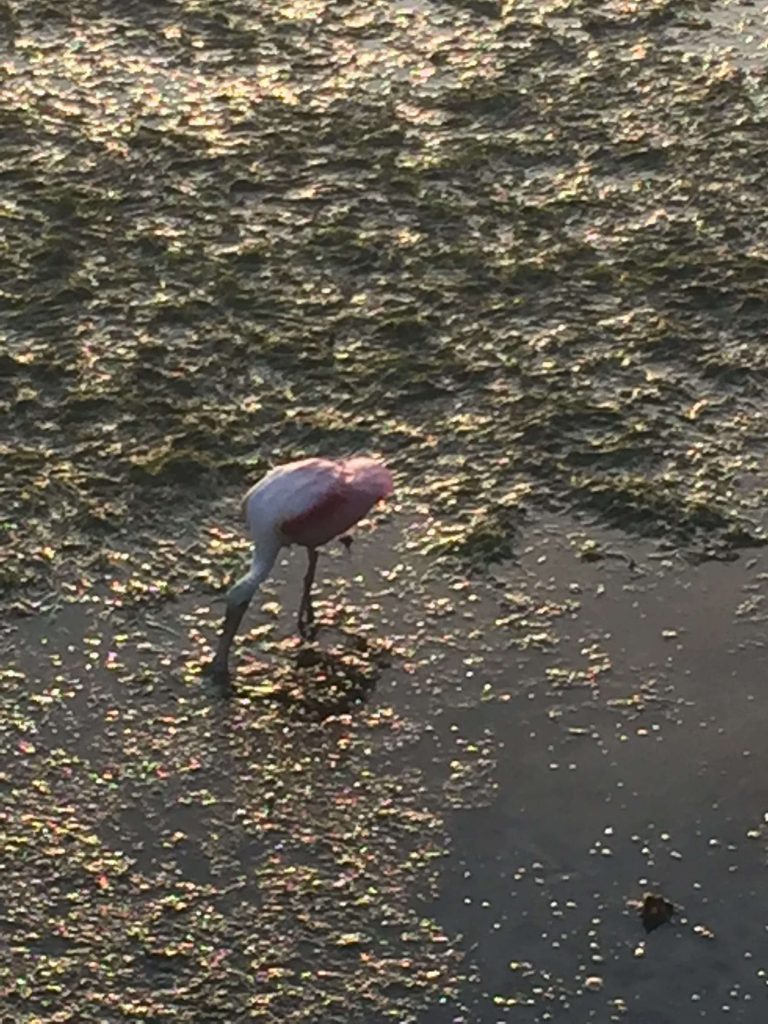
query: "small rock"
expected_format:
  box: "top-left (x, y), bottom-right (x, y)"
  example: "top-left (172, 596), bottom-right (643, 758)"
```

top-left (640, 893), bottom-right (676, 933)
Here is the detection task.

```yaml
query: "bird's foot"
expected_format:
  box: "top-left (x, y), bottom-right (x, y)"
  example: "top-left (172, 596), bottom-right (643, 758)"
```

top-left (206, 657), bottom-right (232, 691)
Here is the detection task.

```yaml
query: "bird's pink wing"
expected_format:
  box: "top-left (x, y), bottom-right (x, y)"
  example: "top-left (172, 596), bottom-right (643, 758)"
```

top-left (281, 486), bottom-right (349, 545)
top-left (244, 456), bottom-right (392, 549)
top-left (281, 459), bottom-right (391, 548)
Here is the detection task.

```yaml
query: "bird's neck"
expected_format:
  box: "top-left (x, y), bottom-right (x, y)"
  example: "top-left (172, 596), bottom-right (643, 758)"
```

top-left (226, 537), bottom-right (281, 608)
top-left (251, 536), bottom-right (281, 581)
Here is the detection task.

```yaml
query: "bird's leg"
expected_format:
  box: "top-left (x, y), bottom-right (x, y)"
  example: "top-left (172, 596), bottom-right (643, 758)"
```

top-left (298, 547), bottom-right (318, 640)
top-left (209, 599), bottom-right (250, 686)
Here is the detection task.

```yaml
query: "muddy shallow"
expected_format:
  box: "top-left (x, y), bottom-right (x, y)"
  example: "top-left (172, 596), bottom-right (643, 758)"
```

top-left (2, 0), bottom-right (768, 1021)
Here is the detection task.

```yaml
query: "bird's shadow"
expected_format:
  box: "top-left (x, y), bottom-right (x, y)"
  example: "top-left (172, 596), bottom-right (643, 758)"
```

top-left (211, 631), bottom-right (389, 721)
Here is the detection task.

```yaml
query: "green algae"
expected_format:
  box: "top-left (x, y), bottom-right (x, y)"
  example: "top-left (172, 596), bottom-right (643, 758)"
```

top-left (1, 0), bottom-right (767, 588)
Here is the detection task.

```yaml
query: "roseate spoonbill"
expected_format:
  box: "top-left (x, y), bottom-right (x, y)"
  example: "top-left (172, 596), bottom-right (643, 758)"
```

top-left (209, 456), bottom-right (394, 683)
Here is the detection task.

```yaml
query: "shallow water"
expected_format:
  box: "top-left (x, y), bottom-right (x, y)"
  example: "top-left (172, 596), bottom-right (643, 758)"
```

top-left (2, 0), bottom-right (768, 1021)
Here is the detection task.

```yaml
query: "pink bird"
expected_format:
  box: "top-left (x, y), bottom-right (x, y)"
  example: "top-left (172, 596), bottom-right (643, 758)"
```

top-left (209, 456), bottom-right (394, 683)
